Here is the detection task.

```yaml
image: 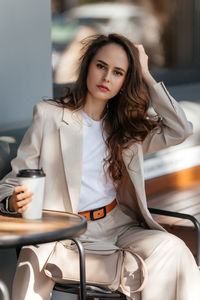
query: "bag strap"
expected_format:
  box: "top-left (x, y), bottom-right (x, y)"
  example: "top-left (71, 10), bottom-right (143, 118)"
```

top-left (120, 248), bottom-right (148, 294)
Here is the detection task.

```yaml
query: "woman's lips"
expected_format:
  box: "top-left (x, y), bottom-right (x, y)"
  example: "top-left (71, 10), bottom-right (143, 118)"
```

top-left (97, 85), bottom-right (110, 92)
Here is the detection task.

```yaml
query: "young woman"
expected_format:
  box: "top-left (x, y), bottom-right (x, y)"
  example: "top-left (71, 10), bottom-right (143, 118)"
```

top-left (0, 34), bottom-right (200, 300)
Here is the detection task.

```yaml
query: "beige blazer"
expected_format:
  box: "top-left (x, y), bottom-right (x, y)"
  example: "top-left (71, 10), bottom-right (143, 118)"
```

top-left (0, 82), bottom-right (193, 231)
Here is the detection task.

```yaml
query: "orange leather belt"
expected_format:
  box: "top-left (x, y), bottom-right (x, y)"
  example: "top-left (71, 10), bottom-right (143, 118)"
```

top-left (78, 199), bottom-right (117, 221)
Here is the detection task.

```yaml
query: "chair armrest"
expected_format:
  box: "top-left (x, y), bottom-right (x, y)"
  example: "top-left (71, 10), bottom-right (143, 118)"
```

top-left (148, 207), bottom-right (200, 266)
top-left (148, 207), bottom-right (200, 230)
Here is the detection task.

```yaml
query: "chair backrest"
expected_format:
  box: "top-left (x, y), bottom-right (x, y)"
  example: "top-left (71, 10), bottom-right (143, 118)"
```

top-left (0, 127), bottom-right (27, 179)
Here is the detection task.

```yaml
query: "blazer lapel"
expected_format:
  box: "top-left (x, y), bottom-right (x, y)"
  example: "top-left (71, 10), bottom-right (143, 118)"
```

top-left (59, 109), bottom-right (83, 213)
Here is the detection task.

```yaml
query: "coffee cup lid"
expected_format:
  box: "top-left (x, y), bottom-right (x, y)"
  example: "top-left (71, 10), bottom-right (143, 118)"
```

top-left (17, 168), bottom-right (46, 178)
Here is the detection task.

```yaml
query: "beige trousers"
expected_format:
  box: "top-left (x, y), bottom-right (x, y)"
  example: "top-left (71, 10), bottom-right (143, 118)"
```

top-left (12, 206), bottom-right (200, 300)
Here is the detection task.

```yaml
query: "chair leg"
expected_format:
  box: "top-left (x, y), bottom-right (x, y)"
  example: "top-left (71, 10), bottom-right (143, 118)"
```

top-left (0, 280), bottom-right (10, 300)
top-left (71, 238), bottom-right (86, 300)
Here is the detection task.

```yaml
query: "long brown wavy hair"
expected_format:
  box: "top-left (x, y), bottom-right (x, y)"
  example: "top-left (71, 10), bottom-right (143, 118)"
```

top-left (55, 33), bottom-right (160, 184)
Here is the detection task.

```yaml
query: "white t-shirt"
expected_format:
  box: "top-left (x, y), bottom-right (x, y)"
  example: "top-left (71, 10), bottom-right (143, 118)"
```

top-left (78, 111), bottom-right (116, 212)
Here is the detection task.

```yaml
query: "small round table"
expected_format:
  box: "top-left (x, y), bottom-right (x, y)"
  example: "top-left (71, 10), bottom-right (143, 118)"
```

top-left (0, 210), bottom-right (87, 300)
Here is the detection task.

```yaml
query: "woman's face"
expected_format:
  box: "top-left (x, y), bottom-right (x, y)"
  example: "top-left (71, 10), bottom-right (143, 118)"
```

top-left (86, 43), bottom-right (129, 103)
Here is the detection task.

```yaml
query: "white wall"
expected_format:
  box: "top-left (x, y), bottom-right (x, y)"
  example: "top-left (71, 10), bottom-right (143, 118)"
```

top-left (0, 0), bottom-right (52, 299)
top-left (0, 0), bottom-right (52, 131)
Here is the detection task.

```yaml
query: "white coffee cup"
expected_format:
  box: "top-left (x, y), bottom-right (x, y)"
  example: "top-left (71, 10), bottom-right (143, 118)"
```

top-left (17, 169), bottom-right (46, 219)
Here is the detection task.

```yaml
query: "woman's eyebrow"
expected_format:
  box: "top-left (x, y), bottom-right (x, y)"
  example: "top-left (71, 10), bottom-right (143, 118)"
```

top-left (97, 59), bottom-right (126, 73)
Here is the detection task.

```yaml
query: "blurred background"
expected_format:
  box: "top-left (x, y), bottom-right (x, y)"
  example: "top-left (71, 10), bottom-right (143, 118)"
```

top-left (51, 0), bottom-right (200, 86)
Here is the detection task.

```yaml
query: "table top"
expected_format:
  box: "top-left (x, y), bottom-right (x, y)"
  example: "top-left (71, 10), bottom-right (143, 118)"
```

top-left (0, 210), bottom-right (87, 248)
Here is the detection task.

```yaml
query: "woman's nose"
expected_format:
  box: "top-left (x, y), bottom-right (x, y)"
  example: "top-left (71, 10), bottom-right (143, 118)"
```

top-left (103, 70), bottom-right (111, 82)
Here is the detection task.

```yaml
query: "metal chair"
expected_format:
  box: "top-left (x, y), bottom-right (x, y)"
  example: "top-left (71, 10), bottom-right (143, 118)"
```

top-left (55, 208), bottom-right (200, 299)
top-left (15, 208), bottom-right (200, 300)
top-left (53, 237), bottom-right (126, 300)
top-left (0, 280), bottom-right (10, 300)
top-left (15, 238), bottom-right (125, 300)
top-left (149, 208), bottom-right (200, 266)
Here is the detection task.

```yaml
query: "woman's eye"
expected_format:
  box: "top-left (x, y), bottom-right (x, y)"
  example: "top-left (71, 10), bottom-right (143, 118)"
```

top-left (114, 70), bottom-right (123, 76)
top-left (97, 63), bottom-right (105, 69)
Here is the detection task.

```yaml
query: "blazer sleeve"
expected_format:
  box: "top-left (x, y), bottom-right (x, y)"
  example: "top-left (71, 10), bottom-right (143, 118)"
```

top-left (0, 103), bottom-right (44, 202)
top-left (142, 82), bottom-right (193, 155)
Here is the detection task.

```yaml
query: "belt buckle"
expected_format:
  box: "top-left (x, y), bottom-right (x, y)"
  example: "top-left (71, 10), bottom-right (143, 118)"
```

top-left (90, 206), bottom-right (106, 221)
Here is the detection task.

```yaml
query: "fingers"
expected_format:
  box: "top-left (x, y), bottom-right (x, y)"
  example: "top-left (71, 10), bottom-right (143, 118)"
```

top-left (16, 202), bottom-right (31, 214)
top-left (135, 44), bottom-right (157, 85)
top-left (135, 44), bottom-right (146, 54)
top-left (135, 44), bottom-right (144, 50)
top-left (15, 194), bottom-right (32, 207)
top-left (10, 186), bottom-right (33, 213)
top-left (135, 44), bottom-right (148, 59)
top-left (15, 190), bottom-right (33, 201)
top-left (14, 185), bottom-right (28, 194)
top-left (135, 44), bottom-right (150, 79)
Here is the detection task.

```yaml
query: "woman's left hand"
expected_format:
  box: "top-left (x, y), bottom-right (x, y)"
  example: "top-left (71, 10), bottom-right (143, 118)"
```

top-left (135, 44), bottom-right (157, 86)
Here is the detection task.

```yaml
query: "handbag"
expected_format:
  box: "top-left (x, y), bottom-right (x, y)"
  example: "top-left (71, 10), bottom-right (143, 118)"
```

top-left (44, 241), bottom-right (148, 293)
